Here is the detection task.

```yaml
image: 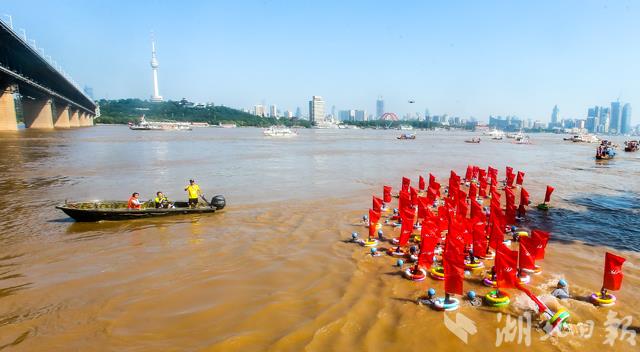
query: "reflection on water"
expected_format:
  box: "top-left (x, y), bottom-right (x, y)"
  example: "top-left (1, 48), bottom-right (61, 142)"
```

top-left (0, 126), bottom-right (638, 350)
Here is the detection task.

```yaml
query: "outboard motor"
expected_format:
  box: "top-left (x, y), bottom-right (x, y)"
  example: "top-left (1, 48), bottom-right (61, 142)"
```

top-left (211, 195), bottom-right (226, 210)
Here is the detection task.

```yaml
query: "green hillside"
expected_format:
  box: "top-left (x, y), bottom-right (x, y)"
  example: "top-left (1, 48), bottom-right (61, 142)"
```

top-left (95, 99), bottom-right (310, 127)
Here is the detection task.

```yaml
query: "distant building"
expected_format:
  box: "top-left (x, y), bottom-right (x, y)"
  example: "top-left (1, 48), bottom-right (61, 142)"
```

top-left (309, 96), bottom-right (325, 124)
top-left (354, 110), bottom-right (366, 121)
top-left (254, 105), bottom-right (265, 117)
top-left (295, 107), bottom-right (302, 118)
top-left (376, 97), bottom-right (384, 119)
top-left (610, 101), bottom-right (621, 134)
top-left (621, 103), bottom-right (632, 134)
top-left (550, 105), bottom-right (559, 128)
top-left (269, 105), bottom-right (278, 118)
top-left (338, 110), bottom-right (353, 121)
top-left (284, 110), bottom-right (293, 118)
top-left (598, 107), bottom-right (610, 133)
top-left (489, 115), bottom-right (524, 131)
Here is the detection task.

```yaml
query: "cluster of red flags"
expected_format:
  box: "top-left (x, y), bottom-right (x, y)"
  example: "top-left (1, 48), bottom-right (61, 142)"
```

top-left (368, 167), bottom-right (561, 297)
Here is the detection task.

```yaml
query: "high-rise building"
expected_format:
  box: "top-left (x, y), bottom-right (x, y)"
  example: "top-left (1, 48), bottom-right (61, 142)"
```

top-left (254, 105), bottom-right (265, 117)
top-left (610, 101), bottom-right (621, 133)
top-left (599, 107), bottom-right (610, 133)
top-left (550, 105), bottom-right (559, 127)
top-left (284, 110), bottom-right (293, 119)
top-left (376, 97), bottom-right (384, 119)
top-left (621, 103), bottom-right (632, 134)
top-left (269, 105), bottom-right (278, 118)
top-left (295, 107), bottom-right (301, 118)
top-left (309, 96), bottom-right (325, 124)
top-left (354, 110), bottom-right (366, 121)
top-left (150, 38), bottom-right (163, 102)
top-left (338, 110), bottom-right (353, 121)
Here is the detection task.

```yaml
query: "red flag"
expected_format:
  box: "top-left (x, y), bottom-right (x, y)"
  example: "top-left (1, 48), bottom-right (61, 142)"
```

top-left (457, 196), bottom-right (468, 219)
top-left (505, 204), bottom-right (517, 225)
top-left (470, 198), bottom-right (484, 220)
top-left (444, 220), bottom-right (465, 295)
top-left (544, 185), bottom-right (554, 203)
top-left (603, 252), bottom-right (626, 291)
top-left (398, 209), bottom-right (415, 246)
top-left (519, 188), bottom-right (530, 206)
top-left (489, 220), bottom-right (504, 250)
top-left (465, 165), bottom-right (473, 181)
top-left (402, 177), bottom-right (411, 192)
top-left (472, 166), bottom-right (480, 180)
top-left (444, 249), bottom-right (465, 295)
top-left (518, 188), bottom-right (530, 217)
top-left (410, 186), bottom-right (419, 207)
top-left (478, 168), bottom-right (486, 182)
top-left (372, 196), bottom-right (383, 212)
top-left (426, 186), bottom-right (437, 204)
top-left (479, 177), bottom-right (487, 198)
top-left (429, 173), bottom-right (436, 188)
top-left (516, 171), bottom-right (525, 186)
top-left (495, 243), bottom-right (519, 288)
top-left (531, 229), bottom-right (550, 260)
top-left (418, 229), bottom-right (438, 268)
top-left (505, 166), bottom-right (513, 180)
top-left (469, 183), bottom-right (478, 201)
top-left (519, 236), bottom-right (537, 270)
top-left (369, 208), bottom-right (381, 238)
top-left (418, 175), bottom-right (426, 191)
top-left (472, 220), bottom-right (488, 257)
top-left (488, 166), bottom-right (498, 186)
top-left (505, 187), bottom-right (515, 208)
top-left (383, 185), bottom-right (392, 203)
top-left (398, 190), bottom-right (411, 212)
top-left (417, 196), bottom-right (429, 219)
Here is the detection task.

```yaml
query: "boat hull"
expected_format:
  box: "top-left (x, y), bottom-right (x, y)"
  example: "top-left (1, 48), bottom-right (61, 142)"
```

top-left (56, 200), bottom-right (223, 222)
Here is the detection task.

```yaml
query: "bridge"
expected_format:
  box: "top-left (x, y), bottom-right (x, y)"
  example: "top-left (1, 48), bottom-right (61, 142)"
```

top-left (0, 20), bottom-right (96, 131)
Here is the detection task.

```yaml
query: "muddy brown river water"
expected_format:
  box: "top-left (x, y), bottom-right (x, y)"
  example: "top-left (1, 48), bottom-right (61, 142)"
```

top-left (0, 126), bottom-right (638, 351)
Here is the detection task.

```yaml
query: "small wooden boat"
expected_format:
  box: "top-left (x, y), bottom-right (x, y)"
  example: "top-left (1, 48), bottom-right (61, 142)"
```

top-left (465, 138), bottom-right (481, 143)
top-left (56, 196), bottom-right (226, 222)
top-left (397, 133), bottom-right (416, 140)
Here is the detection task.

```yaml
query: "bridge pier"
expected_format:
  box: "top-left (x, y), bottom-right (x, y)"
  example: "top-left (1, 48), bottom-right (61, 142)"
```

top-left (23, 98), bottom-right (54, 129)
top-left (53, 103), bottom-right (71, 128)
top-left (69, 108), bottom-right (80, 127)
top-left (0, 85), bottom-right (18, 131)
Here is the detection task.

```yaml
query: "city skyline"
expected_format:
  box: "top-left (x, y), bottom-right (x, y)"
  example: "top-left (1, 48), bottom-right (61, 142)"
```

top-left (3, 1), bottom-right (639, 124)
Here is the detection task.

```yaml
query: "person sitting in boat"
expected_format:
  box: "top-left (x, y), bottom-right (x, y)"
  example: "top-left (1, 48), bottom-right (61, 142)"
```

top-left (185, 179), bottom-right (202, 208)
top-left (154, 191), bottom-right (171, 209)
top-left (127, 192), bottom-right (142, 209)
top-left (551, 279), bottom-right (570, 299)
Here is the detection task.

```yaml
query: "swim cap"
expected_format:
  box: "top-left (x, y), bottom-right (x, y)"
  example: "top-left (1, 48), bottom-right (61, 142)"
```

top-left (558, 279), bottom-right (567, 287)
top-left (428, 288), bottom-right (436, 296)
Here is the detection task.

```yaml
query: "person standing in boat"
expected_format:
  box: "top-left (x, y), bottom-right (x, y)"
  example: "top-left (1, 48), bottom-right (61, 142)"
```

top-left (185, 179), bottom-right (202, 208)
top-left (127, 192), bottom-right (142, 209)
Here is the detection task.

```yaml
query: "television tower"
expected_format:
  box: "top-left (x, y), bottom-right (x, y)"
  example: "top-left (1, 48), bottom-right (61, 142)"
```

top-left (150, 36), bottom-right (163, 102)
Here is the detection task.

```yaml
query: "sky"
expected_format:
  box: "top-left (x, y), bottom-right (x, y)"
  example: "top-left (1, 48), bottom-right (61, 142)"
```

top-left (3, 0), bottom-right (639, 123)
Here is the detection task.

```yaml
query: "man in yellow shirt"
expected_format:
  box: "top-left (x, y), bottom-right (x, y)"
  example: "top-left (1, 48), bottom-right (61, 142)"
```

top-left (185, 179), bottom-right (202, 208)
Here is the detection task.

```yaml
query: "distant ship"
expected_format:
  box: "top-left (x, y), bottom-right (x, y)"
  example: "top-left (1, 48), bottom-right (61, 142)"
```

top-left (129, 116), bottom-right (192, 131)
top-left (263, 126), bottom-right (297, 137)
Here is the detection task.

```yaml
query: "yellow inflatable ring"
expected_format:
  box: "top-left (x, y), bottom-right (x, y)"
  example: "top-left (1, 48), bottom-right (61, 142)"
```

top-left (484, 290), bottom-right (510, 307)
top-left (590, 292), bottom-right (616, 307)
top-left (362, 239), bottom-right (378, 247)
top-left (430, 266), bottom-right (445, 280)
top-left (465, 261), bottom-right (485, 270)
